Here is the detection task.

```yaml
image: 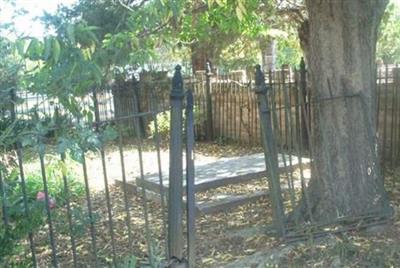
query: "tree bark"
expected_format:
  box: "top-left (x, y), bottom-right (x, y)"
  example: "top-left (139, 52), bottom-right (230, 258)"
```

top-left (297, 0), bottom-right (392, 222)
top-left (191, 42), bottom-right (215, 73)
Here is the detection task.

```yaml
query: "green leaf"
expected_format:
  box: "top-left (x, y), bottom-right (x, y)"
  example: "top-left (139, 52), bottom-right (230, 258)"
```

top-left (52, 39), bottom-right (61, 63)
top-left (102, 125), bottom-right (118, 142)
top-left (26, 38), bottom-right (43, 60)
top-left (90, 63), bottom-right (102, 85)
top-left (66, 24), bottom-right (76, 45)
top-left (15, 39), bottom-right (26, 55)
top-left (42, 37), bottom-right (52, 61)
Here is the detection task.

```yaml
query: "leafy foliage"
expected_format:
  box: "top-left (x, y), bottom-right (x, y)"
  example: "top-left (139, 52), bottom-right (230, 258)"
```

top-left (148, 106), bottom-right (205, 139)
top-left (0, 159), bottom-right (84, 265)
top-left (276, 34), bottom-right (302, 68)
top-left (378, 1), bottom-right (400, 63)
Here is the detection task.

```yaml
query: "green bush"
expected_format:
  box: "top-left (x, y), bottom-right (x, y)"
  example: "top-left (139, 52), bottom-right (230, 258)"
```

top-left (148, 106), bottom-right (205, 139)
top-left (0, 158), bottom-right (84, 265)
top-left (148, 111), bottom-right (171, 139)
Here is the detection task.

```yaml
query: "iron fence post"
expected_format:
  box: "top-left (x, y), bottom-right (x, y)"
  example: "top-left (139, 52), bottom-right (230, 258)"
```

top-left (205, 61), bottom-right (214, 140)
top-left (254, 65), bottom-right (286, 236)
top-left (168, 65), bottom-right (185, 260)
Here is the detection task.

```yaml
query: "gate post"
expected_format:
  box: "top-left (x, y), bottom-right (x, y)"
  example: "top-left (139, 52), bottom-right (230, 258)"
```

top-left (205, 60), bottom-right (214, 140)
top-left (168, 65), bottom-right (185, 260)
top-left (254, 65), bottom-right (286, 236)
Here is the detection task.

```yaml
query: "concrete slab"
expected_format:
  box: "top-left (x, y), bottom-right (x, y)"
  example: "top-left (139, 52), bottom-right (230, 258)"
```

top-left (135, 153), bottom-right (310, 193)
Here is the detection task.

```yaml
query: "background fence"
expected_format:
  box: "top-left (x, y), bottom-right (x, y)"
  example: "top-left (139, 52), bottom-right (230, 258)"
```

top-left (12, 63), bottom-right (400, 166)
top-left (190, 63), bottom-right (400, 166)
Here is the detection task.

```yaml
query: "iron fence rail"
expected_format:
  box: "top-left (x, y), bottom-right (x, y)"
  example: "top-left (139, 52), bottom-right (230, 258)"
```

top-left (1, 84), bottom-right (166, 267)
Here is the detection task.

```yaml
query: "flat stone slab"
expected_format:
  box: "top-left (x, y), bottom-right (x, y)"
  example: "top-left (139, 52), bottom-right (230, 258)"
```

top-left (135, 153), bottom-right (310, 193)
top-left (196, 191), bottom-right (268, 214)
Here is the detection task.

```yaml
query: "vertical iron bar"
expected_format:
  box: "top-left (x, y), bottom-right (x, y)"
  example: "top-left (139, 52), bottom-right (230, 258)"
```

top-left (390, 68), bottom-right (395, 169)
top-left (168, 65), bottom-right (184, 260)
top-left (221, 76), bottom-right (226, 138)
top-left (281, 70), bottom-right (296, 209)
top-left (81, 154), bottom-right (98, 266)
top-left (16, 149), bottom-right (37, 263)
top-left (395, 65), bottom-right (400, 162)
top-left (271, 71), bottom-right (296, 216)
top-left (38, 150), bottom-right (58, 267)
top-left (54, 107), bottom-right (78, 267)
top-left (382, 64), bottom-right (389, 169)
top-left (233, 79), bottom-right (238, 141)
top-left (252, 83), bottom-right (257, 144)
top-left (149, 89), bottom-right (168, 258)
top-left (249, 84), bottom-right (254, 143)
top-left (15, 146), bottom-right (37, 267)
top-left (116, 126), bottom-right (134, 253)
top-left (92, 89), bottom-right (117, 267)
top-left (10, 88), bottom-right (37, 267)
top-left (205, 61), bottom-right (214, 140)
top-left (278, 68), bottom-right (283, 146)
top-left (300, 58), bottom-right (309, 150)
top-left (202, 77), bottom-right (208, 139)
top-left (60, 152), bottom-right (78, 267)
top-left (132, 91), bottom-right (154, 265)
top-left (270, 70), bottom-right (293, 198)
top-left (296, 67), bottom-right (315, 223)
top-left (186, 90), bottom-right (196, 268)
top-left (376, 66), bottom-right (382, 131)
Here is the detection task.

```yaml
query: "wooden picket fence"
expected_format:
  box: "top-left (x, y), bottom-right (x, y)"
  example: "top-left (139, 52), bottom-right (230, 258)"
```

top-left (189, 63), bottom-right (400, 166)
top-left (14, 63), bottom-right (400, 166)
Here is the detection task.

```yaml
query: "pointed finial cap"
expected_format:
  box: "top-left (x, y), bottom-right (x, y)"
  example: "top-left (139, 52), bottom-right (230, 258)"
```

top-left (254, 64), bottom-right (267, 94)
top-left (171, 65), bottom-right (184, 99)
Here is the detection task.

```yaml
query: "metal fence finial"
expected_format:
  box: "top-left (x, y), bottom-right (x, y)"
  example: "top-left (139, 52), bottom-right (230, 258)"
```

top-left (171, 65), bottom-right (184, 98)
top-left (255, 64), bottom-right (267, 94)
top-left (300, 57), bottom-right (306, 70)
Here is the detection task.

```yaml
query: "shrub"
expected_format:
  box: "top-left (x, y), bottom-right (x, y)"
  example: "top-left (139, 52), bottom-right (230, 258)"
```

top-left (148, 106), bottom-right (205, 139)
top-left (148, 111), bottom-right (171, 139)
top-left (0, 158), bottom-right (84, 265)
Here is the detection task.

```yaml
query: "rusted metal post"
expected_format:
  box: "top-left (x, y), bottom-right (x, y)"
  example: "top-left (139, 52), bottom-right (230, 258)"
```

top-left (254, 65), bottom-right (286, 236)
top-left (205, 60), bottom-right (214, 140)
top-left (168, 65), bottom-right (185, 260)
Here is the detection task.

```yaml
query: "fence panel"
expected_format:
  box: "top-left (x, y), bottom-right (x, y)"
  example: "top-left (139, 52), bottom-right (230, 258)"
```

top-left (1, 83), bottom-right (167, 267)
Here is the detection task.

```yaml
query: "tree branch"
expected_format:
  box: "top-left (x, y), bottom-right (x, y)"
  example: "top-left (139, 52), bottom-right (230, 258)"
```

top-left (116, 0), bottom-right (149, 12)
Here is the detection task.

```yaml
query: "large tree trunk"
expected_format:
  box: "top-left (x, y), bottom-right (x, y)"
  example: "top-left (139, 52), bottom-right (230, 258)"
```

top-left (298, 0), bottom-right (392, 222)
top-left (191, 42), bottom-right (215, 73)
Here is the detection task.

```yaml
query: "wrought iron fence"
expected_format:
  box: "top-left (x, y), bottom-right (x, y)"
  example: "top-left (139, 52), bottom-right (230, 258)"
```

top-left (2, 62), bottom-right (399, 267)
top-left (0, 84), bottom-right (167, 267)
